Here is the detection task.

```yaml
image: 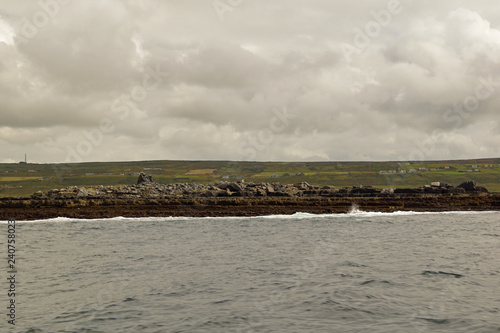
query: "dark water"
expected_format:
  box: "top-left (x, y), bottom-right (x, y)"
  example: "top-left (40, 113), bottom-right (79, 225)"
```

top-left (2, 211), bottom-right (500, 332)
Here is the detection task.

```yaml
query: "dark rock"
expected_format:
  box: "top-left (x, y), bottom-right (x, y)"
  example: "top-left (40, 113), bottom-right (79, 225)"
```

top-left (457, 181), bottom-right (476, 192)
top-left (227, 182), bottom-right (244, 196)
top-left (217, 182), bottom-right (229, 190)
top-left (351, 185), bottom-right (381, 194)
top-left (304, 190), bottom-right (319, 195)
top-left (205, 191), bottom-right (216, 197)
top-left (137, 173), bottom-right (156, 185)
top-left (457, 181), bottom-right (488, 192)
top-left (394, 188), bottom-right (422, 194)
top-left (476, 186), bottom-right (488, 193)
top-left (256, 189), bottom-right (267, 197)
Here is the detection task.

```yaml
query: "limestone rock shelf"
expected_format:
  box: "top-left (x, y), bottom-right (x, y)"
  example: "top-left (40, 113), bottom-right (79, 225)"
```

top-left (1, 195), bottom-right (499, 221)
top-left (1, 174), bottom-right (498, 220)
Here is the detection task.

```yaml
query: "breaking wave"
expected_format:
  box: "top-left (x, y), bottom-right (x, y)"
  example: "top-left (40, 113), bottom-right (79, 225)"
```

top-left (1, 209), bottom-right (497, 223)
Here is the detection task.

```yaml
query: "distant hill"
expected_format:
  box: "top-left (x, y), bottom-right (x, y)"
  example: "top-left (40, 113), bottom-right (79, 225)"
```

top-left (0, 158), bottom-right (499, 197)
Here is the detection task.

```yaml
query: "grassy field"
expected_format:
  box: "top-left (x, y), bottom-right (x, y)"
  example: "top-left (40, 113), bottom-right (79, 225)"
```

top-left (0, 158), bottom-right (499, 197)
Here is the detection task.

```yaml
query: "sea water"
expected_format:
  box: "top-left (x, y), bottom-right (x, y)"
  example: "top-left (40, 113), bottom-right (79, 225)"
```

top-left (1, 211), bottom-right (499, 332)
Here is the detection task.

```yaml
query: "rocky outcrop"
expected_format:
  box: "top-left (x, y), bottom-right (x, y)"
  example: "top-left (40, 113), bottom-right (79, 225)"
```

top-left (457, 181), bottom-right (488, 193)
top-left (394, 182), bottom-right (469, 195)
top-left (137, 172), bottom-right (156, 185)
top-left (28, 174), bottom-right (491, 201)
top-left (1, 174), bottom-right (498, 220)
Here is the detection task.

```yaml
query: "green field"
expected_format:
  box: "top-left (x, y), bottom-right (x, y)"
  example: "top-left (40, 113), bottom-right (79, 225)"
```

top-left (0, 158), bottom-right (499, 197)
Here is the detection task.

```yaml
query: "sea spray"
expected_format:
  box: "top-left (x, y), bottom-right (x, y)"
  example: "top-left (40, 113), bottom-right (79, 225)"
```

top-left (348, 203), bottom-right (362, 214)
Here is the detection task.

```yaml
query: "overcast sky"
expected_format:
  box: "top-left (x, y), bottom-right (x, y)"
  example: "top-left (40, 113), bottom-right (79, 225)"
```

top-left (0, 0), bottom-right (499, 163)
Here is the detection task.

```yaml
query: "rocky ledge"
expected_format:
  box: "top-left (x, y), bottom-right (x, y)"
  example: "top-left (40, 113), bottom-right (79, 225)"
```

top-left (29, 174), bottom-right (488, 200)
top-left (0, 174), bottom-right (498, 220)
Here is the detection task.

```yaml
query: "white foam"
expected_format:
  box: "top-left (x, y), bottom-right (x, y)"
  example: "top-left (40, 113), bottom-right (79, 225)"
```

top-left (0, 216), bottom-right (193, 224)
top-left (0, 210), bottom-right (496, 223)
top-left (259, 210), bottom-right (422, 219)
top-left (260, 212), bottom-right (331, 219)
top-left (259, 210), bottom-right (498, 219)
top-left (347, 208), bottom-right (430, 217)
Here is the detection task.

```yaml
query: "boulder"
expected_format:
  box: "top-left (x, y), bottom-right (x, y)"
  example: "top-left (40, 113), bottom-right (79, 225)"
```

top-left (457, 181), bottom-right (477, 192)
top-left (76, 189), bottom-right (89, 198)
top-left (137, 173), bottom-right (156, 185)
top-left (227, 182), bottom-right (244, 196)
top-left (217, 182), bottom-right (229, 190)
top-left (256, 189), bottom-right (267, 197)
top-left (203, 190), bottom-right (216, 197)
top-left (295, 182), bottom-right (311, 190)
top-left (476, 186), bottom-right (488, 193)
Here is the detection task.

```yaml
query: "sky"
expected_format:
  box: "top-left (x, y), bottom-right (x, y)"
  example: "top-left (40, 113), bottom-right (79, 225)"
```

top-left (0, 0), bottom-right (499, 163)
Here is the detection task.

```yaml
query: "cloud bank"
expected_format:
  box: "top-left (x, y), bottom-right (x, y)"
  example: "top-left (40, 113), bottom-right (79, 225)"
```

top-left (0, 0), bottom-right (499, 163)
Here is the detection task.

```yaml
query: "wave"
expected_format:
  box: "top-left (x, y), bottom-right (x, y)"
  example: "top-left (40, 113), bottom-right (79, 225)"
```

top-left (422, 270), bottom-right (464, 278)
top-left (254, 210), bottom-right (497, 219)
top-left (260, 211), bottom-right (424, 219)
top-left (0, 216), bottom-right (193, 224)
top-left (1, 209), bottom-right (497, 223)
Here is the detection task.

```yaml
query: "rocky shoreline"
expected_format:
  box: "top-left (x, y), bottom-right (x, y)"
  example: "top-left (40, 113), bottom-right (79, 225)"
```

top-left (1, 173), bottom-right (498, 220)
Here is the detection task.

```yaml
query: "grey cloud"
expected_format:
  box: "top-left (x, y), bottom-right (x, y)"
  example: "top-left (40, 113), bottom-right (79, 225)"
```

top-left (0, 1), bottom-right (499, 163)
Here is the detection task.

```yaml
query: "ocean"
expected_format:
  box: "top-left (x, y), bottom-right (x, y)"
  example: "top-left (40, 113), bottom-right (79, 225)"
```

top-left (1, 210), bottom-right (499, 332)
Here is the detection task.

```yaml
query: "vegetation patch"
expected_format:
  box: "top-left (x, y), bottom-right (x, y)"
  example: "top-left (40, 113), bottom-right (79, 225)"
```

top-left (0, 158), bottom-right (499, 197)
top-left (185, 169), bottom-right (217, 175)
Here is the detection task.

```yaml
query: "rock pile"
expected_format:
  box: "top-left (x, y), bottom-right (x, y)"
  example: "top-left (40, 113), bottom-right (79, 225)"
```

top-left (30, 181), bottom-right (319, 200)
top-left (29, 174), bottom-right (489, 200)
top-left (394, 181), bottom-right (488, 194)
